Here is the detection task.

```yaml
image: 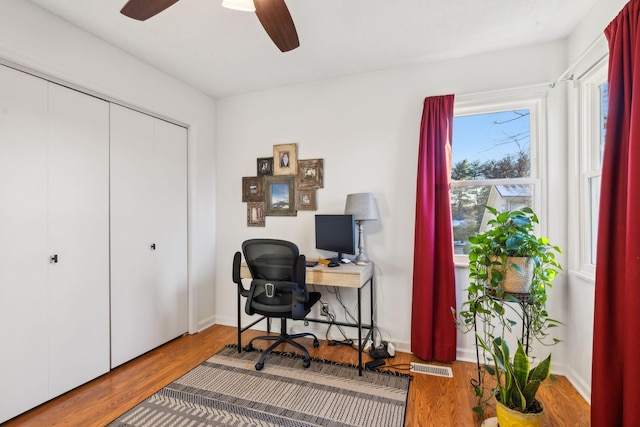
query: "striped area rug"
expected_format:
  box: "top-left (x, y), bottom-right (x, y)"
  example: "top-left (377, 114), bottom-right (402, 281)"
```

top-left (109, 345), bottom-right (411, 427)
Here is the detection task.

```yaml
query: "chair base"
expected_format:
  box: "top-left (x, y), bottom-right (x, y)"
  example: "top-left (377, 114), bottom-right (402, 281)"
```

top-left (244, 318), bottom-right (319, 370)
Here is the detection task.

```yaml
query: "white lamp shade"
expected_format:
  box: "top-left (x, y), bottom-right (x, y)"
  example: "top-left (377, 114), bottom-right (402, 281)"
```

top-left (222, 0), bottom-right (255, 12)
top-left (344, 193), bottom-right (380, 221)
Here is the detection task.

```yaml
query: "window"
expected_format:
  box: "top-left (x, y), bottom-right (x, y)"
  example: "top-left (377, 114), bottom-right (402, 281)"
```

top-left (451, 94), bottom-right (543, 261)
top-left (579, 64), bottom-right (608, 270)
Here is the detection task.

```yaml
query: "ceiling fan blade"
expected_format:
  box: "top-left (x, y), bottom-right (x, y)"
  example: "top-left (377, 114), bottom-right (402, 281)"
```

top-left (120, 0), bottom-right (180, 21)
top-left (254, 0), bottom-right (299, 52)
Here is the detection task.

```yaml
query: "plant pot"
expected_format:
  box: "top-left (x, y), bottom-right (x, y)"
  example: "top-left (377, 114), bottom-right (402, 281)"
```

top-left (495, 399), bottom-right (544, 427)
top-left (488, 256), bottom-right (533, 294)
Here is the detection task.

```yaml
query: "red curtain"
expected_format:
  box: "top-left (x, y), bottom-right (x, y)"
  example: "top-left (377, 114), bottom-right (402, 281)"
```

top-left (592, 1), bottom-right (640, 425)
top-left (411, 95), bottom-right (457, 362)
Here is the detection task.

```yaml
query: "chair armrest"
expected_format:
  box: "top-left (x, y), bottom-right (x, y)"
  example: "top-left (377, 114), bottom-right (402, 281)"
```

top-left (233, 251), bottom-right (249, 296)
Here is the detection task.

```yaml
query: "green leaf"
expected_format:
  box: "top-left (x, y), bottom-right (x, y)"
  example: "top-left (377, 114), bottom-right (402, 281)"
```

top-left (512, 215), bottom-right (530, 227)
top-left (513, 341), bottom-right (530, 390)
top-left (529, 353), bottom-right (551, 384)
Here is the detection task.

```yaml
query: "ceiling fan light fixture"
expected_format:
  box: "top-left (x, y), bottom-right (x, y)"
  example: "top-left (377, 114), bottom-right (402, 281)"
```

top-left (222, 0), bottom-right (255, 12)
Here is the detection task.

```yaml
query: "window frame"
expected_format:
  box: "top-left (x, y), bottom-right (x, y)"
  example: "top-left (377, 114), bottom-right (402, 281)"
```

top-left (577, 62), bottom-right (608, 276)
top-left (452, 90), bottom-right (546, 265)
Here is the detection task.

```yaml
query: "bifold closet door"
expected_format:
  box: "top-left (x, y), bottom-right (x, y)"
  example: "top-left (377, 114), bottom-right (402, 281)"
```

top-left (47, 83), bottom-right (110, 397)
top-left (0, 65), bottom-right (50, 423)
top-left (0, 68), bottom-right (110, 423)
top-left (110, 104), bottom-right (188, 368)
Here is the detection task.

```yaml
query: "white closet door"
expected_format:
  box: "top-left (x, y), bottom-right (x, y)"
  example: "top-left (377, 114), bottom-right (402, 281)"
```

top-left (110, 104), bottom-right (156, 367)
top-left (110, 105), bottom-right (188, 368)
top-left (47, 83), bottom-right (110, 397)
top-left (0, 66), bottom-right (49, 423)
top-left (153, 119), bottom-right (188, 345)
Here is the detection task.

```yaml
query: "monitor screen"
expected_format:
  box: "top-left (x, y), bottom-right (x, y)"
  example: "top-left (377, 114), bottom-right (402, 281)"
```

top-left (315, 214), bottom-right (356, 260)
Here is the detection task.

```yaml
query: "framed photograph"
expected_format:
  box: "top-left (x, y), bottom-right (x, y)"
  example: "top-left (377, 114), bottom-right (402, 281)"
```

top-left (265, 175), bottom-right (297, 216)
top-left (242, 176), bottom-right (264, 202)
top-left (273, 143), bottom-right (298, 176)
top-left (296, 189), bottom-right (317, 211)
top-left (257, 157), bottom-right (273, 176)
top-left (247, 202), bottom-right (266, 227)
top-left (296, 159), bottom-right (324, 189)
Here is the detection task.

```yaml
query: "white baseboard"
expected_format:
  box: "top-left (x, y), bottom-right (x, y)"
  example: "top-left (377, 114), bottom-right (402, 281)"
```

top-left (565, 367), bottom-right (592, 404)
top-left (197, 315), bottom-right (216, 332)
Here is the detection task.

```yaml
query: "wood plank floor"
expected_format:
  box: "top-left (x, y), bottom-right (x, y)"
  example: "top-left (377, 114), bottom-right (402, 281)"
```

top-left (3, 324), bottom-right (590, 426)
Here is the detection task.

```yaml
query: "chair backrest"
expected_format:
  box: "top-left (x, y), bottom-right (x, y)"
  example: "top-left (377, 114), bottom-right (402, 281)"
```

top-left (242, 238), bottom-right (308, 303)
top-left (242, 238), bottom-right (300, 281)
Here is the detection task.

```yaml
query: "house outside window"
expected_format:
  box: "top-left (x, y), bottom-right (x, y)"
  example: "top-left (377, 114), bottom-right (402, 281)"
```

top-left (451, 93), bottom-right (544, 262)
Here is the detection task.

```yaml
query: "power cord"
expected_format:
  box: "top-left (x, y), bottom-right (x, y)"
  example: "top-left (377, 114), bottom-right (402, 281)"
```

top-left (381, 362), bottom-right (412, 372)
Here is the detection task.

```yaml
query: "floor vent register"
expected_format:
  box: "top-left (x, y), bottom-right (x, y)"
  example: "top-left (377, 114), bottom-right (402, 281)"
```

top-left (410, 362), bottom-right (454, 378)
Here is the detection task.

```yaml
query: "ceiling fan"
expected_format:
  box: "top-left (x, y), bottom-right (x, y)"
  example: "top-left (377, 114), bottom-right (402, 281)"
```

top-left (120, 0), bottom-right (299, 52)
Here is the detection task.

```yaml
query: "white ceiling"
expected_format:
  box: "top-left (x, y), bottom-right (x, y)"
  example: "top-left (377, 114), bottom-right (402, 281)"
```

top-left (27, 0), bottom-right (598, 99)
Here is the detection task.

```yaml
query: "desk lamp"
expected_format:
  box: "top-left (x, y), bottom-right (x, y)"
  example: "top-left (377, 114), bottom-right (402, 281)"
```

top-left (344, 193), bottom-right (380, 265)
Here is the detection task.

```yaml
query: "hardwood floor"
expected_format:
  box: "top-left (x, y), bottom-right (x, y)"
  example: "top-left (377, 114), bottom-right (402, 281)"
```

top-left (3, 324), bottom-right (590, 426)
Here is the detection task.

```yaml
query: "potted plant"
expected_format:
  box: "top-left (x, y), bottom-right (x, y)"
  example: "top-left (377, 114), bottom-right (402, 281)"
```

top-left (453, 206), bottom-right (562, 424)
top-left (477, 336), bottom-right (551, 427)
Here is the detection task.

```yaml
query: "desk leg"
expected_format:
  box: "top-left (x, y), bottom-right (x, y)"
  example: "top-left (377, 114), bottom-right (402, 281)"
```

top-left (357, 286), bottom-right (363, 376)
top-left (370, 275), bottom-right (375, 352)
top-left (237, 291), bottom-right (242, 353)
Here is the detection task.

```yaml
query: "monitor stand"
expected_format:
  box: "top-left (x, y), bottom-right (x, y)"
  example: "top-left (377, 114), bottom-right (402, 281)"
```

top-left (330, 253), bottom-right (351, 263)
top-left (327, 253), bottom-right (343, 263)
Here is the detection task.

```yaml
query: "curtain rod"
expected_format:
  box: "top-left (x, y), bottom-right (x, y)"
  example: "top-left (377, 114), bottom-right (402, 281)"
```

top-left (550, 33), bottom-right (606, 88)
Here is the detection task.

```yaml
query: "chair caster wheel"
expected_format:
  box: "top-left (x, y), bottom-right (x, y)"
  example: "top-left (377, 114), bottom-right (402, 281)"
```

top-left (244, 344), bottom-right (254, 352)
top-left (313, 340), bottom-right (320, 348)
top-left (255, 362), bottom-right (264, 370)
top-left (302, 359), bottom-right (311, 368)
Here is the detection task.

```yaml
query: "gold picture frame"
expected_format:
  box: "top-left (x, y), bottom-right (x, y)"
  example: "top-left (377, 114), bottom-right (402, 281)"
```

top-left (273, 143), bottom-right (298, 176)
top-left (297, 159), bottom-right (324, 189)
top-left (265, 175), bottom-right (297, 216)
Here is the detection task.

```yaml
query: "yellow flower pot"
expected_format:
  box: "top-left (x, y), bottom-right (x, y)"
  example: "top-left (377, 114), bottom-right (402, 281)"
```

top-left (495, 400), bottom-right (544, 427)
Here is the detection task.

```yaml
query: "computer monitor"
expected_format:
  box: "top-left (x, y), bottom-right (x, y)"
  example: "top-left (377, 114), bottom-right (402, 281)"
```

top-left (315, 214), bottom-right (356, 262)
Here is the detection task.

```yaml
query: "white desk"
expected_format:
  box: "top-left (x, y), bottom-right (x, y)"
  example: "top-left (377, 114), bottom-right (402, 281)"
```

top-left (240, 262), bottom-right (374, 375)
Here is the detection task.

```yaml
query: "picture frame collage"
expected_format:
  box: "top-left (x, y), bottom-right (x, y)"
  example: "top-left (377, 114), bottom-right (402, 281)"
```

top-left (242, 143), bottom-right (324, 227)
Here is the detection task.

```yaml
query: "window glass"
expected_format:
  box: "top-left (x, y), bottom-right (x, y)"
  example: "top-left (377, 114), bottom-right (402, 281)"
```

top-left (452, 110), bottom-right (531, 179)
top-left (452, 108), bottom-right (535, 255)
top-left (587, 81), bottom-right (608, 264)
top-left (589, 175), bottom-right (601, 264)
top-left (599, 82), bottom-right (608, 167)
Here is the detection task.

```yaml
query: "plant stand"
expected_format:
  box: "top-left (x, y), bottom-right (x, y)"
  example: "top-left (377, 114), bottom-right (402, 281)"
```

top-left (472, 290), bottom-right (533, 386)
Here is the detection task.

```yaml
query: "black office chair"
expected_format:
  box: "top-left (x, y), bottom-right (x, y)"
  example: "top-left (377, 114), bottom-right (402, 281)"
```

top-left (234, 239), bottom-right (321, 370)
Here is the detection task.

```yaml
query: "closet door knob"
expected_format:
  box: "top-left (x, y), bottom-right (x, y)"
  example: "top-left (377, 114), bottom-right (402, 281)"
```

top-left (150, 243), bottom-right (156, 250)
top-left (50, 254), bottom-right (58, 264)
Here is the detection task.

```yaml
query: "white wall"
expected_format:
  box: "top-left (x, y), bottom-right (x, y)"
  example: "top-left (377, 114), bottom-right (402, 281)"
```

top-left (214, 40), bottom-right (570, 363)
top-left (0, 0), bottom-right (218, 332)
